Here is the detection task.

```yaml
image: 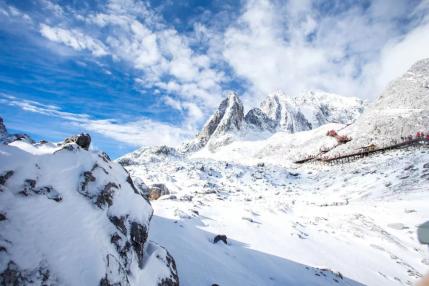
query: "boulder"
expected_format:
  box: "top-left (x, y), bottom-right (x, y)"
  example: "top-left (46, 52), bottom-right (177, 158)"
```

top-left (213, 234), bottom-right (227, 244)
top-left (148, 183), bottom-right (171, 200)
top-left (63, 133), bottom-right (91, 150)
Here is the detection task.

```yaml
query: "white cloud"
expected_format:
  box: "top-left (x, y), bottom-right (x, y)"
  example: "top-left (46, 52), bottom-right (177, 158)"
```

top-left (40, 24), bottom-right (108, 57)
top-left (1, 94), bottom-right (191, 147)
top-left (222, 0), bottom-right (429, 102)
top-left (37, 0), bottom-right (226, 129)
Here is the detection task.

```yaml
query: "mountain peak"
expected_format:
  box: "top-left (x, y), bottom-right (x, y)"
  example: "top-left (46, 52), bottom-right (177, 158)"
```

top-left (183, 92), bottom-right (244, 151)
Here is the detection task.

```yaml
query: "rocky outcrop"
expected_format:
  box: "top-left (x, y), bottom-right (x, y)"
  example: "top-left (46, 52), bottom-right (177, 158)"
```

top-left (63, 133), bottom-right (91, 150)
top-left (0, 117), bottom-right (7, 140)
top-left (148, 183), bottom-right (171, 200)
top-left (244, 108), bottom-right (277, 132)
top-left (0, 124), bottom-right (179, 286)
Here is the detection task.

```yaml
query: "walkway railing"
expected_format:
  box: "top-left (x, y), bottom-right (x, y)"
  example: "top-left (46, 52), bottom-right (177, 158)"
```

top-left (294, 138), bottom-right (429, 165)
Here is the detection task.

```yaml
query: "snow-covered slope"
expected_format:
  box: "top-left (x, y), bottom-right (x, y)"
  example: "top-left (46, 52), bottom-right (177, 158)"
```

top-left (120, 144), bottom-right (429, 286)
top-left (331, 58), bottom-right (429, 154)
top-left (0, 136), bottom-right (179, 285)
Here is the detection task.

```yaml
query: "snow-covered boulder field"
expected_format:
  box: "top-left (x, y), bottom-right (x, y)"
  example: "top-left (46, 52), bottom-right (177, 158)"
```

top-left (0, 138), bottom-right (179, 285)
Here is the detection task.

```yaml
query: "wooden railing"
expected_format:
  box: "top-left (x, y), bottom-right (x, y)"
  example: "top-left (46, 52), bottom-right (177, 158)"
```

top-left (294, 138), bottom-right (429, 165)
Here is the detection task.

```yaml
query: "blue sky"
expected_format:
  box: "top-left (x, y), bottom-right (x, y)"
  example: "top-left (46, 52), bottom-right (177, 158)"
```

top-left (0, 0), bottom-right (428, 158)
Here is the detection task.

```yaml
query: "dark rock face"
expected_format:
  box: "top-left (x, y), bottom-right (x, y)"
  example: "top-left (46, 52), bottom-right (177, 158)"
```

top-left (0, 170), bottom-right (14, 186)
top-left (130, 222), bottom-right (148, 269)
top-left (63, 133), bottom-right (91, 150)
top-left (245, 108), bottom-right (277, 132)
top-left (213, 234), bottom-right (227, 244)
top-left (0, 117), bottom-right (7, 139)
top-left (19, 179), bottom-right (62, 202)
top-left (0, 260), bottom-right (57, 285)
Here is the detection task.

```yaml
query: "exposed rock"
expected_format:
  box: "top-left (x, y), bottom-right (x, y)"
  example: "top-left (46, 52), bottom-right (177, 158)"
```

top-left (148, 184), bottom-right (170, 200)
top-left (63, 133), bottom-right (91, 150)
top-left (19, 179), bottom-right (62, 202)
top-left (0, 117), bottom-right (7, 139)
top-left (154, 146), bottom-right (178, 156)
top-left (245, 108), bottom-right (277, 132)
top-left (95, 182), bottom-right (118, 208)
top-left (0, 170), bottom-right (14, 186)
top-left (0, 261), bottom-right (24, 286)
top-left (109, 216), bottom-right (127, 235)
top-left (213, 234), bottom-right (227, 244)
top-left (0, 260), bottom-right (58, 286)
top-left (130, 222), bottom-right (148, 269)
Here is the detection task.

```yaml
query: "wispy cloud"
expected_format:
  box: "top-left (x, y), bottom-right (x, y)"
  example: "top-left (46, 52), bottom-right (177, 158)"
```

top-left (1, 94), bottom-right (191, 147)
top-left (34, 0), bottom-right (226, 128)
top-left (40, 24), bottom-right (108, 57)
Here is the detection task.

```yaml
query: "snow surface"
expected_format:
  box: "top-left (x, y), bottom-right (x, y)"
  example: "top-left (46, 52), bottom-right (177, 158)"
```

top-left (120, 144), bottom-right (429, 286)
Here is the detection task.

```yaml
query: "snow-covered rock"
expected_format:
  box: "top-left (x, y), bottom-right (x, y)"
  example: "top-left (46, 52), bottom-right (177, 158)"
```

top-left (0, 134), bottom-right (179, 285)
top-left (0, 116), bottom-right (34, 145)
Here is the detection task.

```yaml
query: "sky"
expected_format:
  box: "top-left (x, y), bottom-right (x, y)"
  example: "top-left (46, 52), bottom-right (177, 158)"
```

top-left (0, 0), bottom-right (428, 158)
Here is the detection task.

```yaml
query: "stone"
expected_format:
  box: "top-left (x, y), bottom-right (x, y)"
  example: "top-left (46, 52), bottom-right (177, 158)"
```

top-left (63, 133), bottom-right (91, 150)
top-left (213, 234), bottom-right (227, 244)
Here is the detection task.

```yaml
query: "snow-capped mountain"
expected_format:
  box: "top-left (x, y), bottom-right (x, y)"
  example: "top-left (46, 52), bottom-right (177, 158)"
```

top-left (330, 58), bottom-right (429, 154)
top-left (183, 92), bottom-right (245, 152)
top-left (260, 91), bottom-right (365, 133)
top-left (183, 91), bottom-right (364, 152)
top-left (0, 132), bottom-right (179, 285)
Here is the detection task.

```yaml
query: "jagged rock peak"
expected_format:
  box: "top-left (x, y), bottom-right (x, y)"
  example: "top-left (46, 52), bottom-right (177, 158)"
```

top-left (183, 92), bottom-right (244, 151)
